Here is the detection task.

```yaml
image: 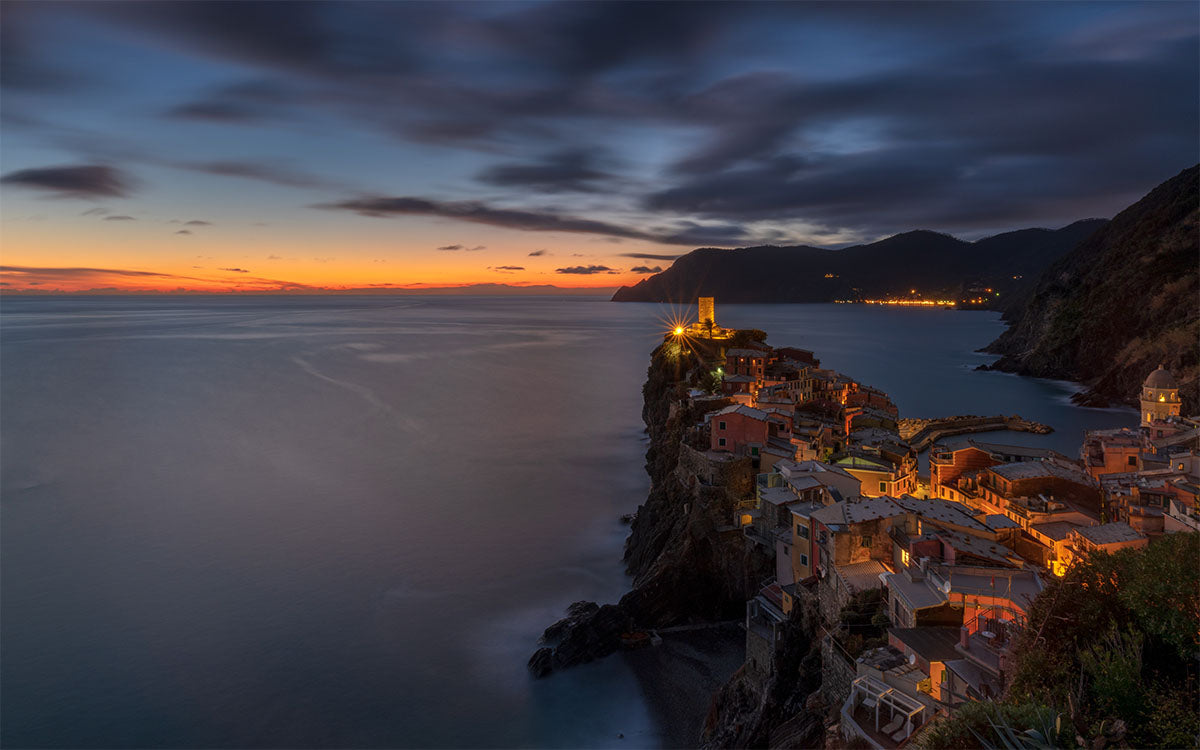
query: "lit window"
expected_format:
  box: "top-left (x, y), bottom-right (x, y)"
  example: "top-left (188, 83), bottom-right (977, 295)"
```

top-left (901, 549), bottom-right (910, 566)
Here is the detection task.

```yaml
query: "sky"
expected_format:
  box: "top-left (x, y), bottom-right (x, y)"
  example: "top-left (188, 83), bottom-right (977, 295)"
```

top-left (1, 1), bottom-right (1197, 293)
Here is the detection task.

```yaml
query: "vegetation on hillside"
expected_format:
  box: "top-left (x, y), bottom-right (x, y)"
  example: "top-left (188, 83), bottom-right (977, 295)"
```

top-left (916, 533), bottom-right (1200, 749)
top-left (987, 165), bottom-right (1199, 413)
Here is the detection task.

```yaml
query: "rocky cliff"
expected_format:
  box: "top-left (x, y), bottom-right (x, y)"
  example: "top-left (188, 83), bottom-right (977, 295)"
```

top-left (701, 594), bottom-right (828, 749)
top-left (984, 165), bottom-right (1199, 412)
top-left (528, 335), bottom-right (850, 747)
top-left (530, 337), bottom-right (774, 676)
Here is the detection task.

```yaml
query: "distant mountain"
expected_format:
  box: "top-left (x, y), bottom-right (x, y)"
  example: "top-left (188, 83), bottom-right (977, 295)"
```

top-left (984, 165), bottom-right (1199, 411)
top-left (610, 221), bottom-right (1105, 304)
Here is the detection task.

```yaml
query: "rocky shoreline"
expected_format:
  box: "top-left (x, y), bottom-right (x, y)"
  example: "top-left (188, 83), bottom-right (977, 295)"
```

top-left (528, 334), bottom-right (832, 747)
top-left (529, 338), bottom-right (771, 679)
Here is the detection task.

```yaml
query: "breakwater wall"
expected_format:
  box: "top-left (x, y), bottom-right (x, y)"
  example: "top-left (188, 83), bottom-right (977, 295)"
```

top-left (899, 414), bottom-right (1053, 451)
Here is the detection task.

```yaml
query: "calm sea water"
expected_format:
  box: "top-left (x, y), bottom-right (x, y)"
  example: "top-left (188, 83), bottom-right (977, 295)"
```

top-left (0, 297), bottom-right (1132, 748)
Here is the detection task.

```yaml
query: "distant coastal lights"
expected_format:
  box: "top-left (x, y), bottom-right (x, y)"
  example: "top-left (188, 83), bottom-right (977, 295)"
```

top-left (835, 299), bottom-right (960, 306)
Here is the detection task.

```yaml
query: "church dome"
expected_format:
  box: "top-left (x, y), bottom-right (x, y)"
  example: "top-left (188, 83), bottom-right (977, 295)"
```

top-left (1143, 365), bottom-right (1178, 390)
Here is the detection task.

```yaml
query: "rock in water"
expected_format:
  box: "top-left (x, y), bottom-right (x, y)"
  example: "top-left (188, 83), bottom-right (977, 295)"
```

top-left (527, 647), bottom-right (554, 678)
top-left (551, 604), bottom-right (634, 669)
top-left (540, 601), bottom-right (600, 644)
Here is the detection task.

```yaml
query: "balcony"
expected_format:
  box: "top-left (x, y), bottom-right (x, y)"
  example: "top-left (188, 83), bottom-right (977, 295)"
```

top-left (841, 674), bottom-right (929, 748)
top-left (957, 608), bottom-right (1023, 675)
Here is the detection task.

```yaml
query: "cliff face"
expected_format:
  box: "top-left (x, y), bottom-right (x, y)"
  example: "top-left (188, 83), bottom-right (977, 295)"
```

top-left (610, 222), bottom-right (1104, 304)
top-left (985, 166), bottom-right (1199, 412)
top-left (619, 345), bottom-right (772, 626)
top-left (701, 594), bottom-right (827, 749)
top-left (530, 341), bottom-right (773, 675)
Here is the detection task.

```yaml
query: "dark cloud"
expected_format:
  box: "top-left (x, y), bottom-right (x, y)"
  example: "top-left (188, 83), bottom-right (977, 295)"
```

top-left (476, 148), bottom-right (615, 193)
top-left (0, 264), bottom-right (315, 290)
top-left (320, 195), bottom-right (753, 246)
top-left (0, 5), bottom-right (89, 92)
top-left (100, 2), bottom-right (424, 79)
top-left (104, 215), bottom-right (135, 221)
top-left (81, 207), bottom-right (109, 216)
top-left (555, 265), bottom-right (618, 275)
top-left (0, 164), bottom-right (132, 198)
top-left (489, 265), bottom-right (525, 271)
top-left (184, 220), bottom-right (211, 225)
top-left (219, 267), bottom-right (249, 273)
top-left (630, 265), bottom-right (662, 274)
top-left (167, 101), bottom-right (265, 123)
top-left (175, 230), bottom-right (192, 235)
top-left (166, 79), bottom-right (298, 123)
top-left (619, 252), bottom-right (683, 261)
top-left (436, 244), bottom-right (486, 251)
top-left (1, 264), bottom-right (178, 279)
top-left (642, 37), bottom-right (1200, 234)
top-left (527, 249), bottom-right (550, 256)
top-left (180, 160), bottom-right (337, 189)
top-left (8, 2), bottom-right (1198, 240)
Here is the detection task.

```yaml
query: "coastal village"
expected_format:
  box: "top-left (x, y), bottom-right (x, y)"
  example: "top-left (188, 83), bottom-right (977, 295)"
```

top-left (590, 298), bottom-right (1198, 749)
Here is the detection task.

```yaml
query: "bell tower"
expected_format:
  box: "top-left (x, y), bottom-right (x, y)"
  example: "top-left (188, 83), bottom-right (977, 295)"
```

top-left (1140, 364), bottom-right (1181, 427)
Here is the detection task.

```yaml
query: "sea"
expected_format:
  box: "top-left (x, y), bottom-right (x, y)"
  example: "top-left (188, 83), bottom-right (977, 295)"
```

top-left (0, 296), bottom-right (1134, 749)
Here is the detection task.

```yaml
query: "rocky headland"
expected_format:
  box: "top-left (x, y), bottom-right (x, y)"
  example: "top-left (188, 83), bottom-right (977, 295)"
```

top-left (528, 333), bottom-right (835, 747)
top-left (530, 335), bottom-right (774, 677)
top-left (984, 165), bottom-right (1199, 413)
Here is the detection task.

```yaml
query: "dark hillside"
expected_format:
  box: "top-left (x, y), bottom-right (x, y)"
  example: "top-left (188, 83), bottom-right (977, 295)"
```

top-left (612, 223), bottom-right (1105, 304)
top-left (985, 165), bottom-right (1199, 411)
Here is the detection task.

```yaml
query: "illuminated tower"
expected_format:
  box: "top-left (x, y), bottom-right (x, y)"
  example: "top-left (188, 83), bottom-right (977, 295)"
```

top-left (1140, 364), bottom-right (1181, 427)
top-left (698, 297), bottom-right (715, 329)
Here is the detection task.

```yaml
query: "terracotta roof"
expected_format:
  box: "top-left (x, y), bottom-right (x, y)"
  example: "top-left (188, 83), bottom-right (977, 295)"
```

top-left (1074, 522), bottom-right (1144, 545)
top-left (988, 460), bottom-right (1091, 483)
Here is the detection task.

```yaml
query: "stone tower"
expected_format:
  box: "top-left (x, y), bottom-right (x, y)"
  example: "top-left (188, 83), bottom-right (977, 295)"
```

top-left (1140, 364), bottom-right (1181, 427)
top-left (698, 297), bottom-right (715, 329)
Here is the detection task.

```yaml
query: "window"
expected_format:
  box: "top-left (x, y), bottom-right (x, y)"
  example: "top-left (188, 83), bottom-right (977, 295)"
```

top-left (718, 437), bottom-right (727, 447)
top-left (799, 525), bottom-right (809, 540)
top-left (783, 546), bottom-right (789, 556)
top-left (799, 553), bottom-right (808, 566)
top-left (718, 420), bottom-right (726, 430)
top-left (751, 446), bottom-right (759, 456)
top-left (861, 535), bottom-right (872, 548)
top-left (879, 482), bottom-right (887, 493)
top-left (1127, 455), bottom-right (1138, 467)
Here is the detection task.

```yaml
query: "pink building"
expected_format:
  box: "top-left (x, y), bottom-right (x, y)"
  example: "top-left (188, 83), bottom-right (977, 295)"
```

top-left (710, 404), bottom-right (791, 454)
